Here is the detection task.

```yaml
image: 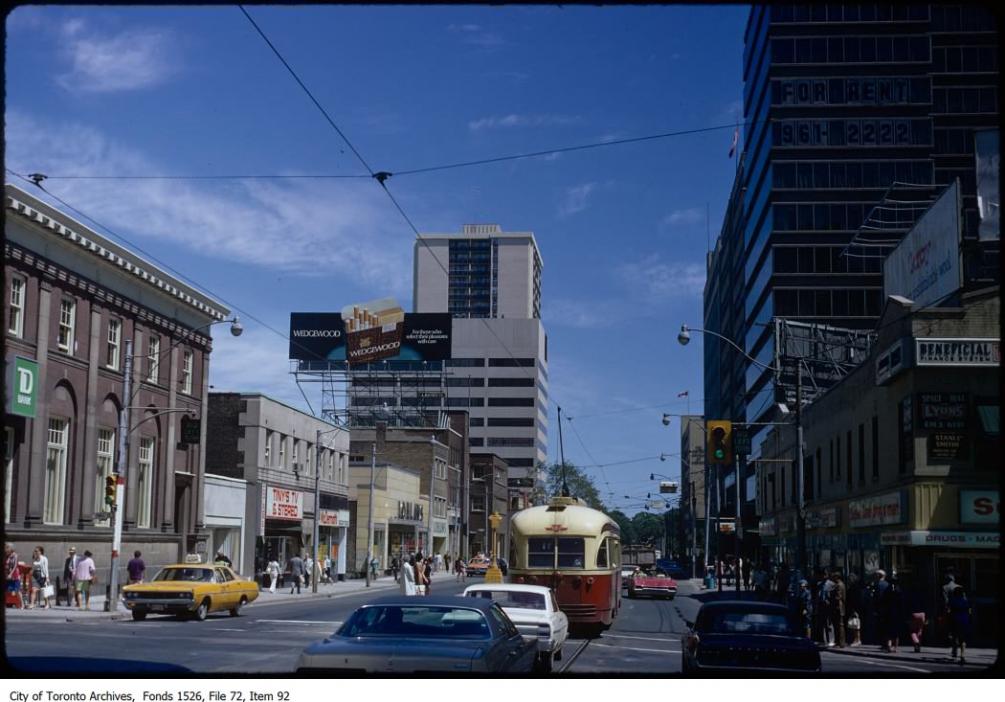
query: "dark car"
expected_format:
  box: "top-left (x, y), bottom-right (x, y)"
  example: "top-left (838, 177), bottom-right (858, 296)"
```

top-left (497, 557), bottom-right (509, 576)
top-left (681, 601), bottom-right (821, 674)
top-left (296, 595), bottom-right (537, 674)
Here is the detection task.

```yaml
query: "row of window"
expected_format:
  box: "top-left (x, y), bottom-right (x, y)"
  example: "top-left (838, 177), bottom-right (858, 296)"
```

top-left (774, 246), bottom-right (884, 275)
top-left (932, 86), bottom-right (998, 115)
top-left (444, 357), bottom-right (541, 369)
top-left (771, 76), bottom-right (930, 108)
top-left (931, 46), bottom-right (999, 74)
top-left (774, 288), bottom-right (884, 318)
top-left (7, 419), bottom-right (155, 527)
top-left (773, 118), bottom-right (932, 149)
top-left (772, 160), bottom-right (933, 190)
top-left (262, 430), bottom-right (347, 483)
top-left (771, 35), bottom-right (931, 65)
top-left (770, 4), bottom-right (929, 24)
top-left (7, 277), bottom-right (196, 394)
top-left (774, 202), bottom-right (890, 233)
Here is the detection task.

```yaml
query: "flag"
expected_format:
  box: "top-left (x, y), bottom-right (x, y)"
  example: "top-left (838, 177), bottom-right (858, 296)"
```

top-left (728, 127), bottom-right (739, 158)
top-left (677, 390), bottom-right (689, 398)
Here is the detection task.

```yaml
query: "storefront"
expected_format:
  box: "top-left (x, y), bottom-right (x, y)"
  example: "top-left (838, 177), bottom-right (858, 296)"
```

top-left (317, 507), bottom-right (349, 580)
top-left (388, 499), bottom-right (426, 562)
top-left (258, 484), bottom-right (305, 570)
top-left (204, 474), bottom-right (248, 575)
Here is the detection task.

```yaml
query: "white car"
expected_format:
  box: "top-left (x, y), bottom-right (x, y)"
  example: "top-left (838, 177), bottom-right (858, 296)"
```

top-left (463, 583), bottom-right (569, 672)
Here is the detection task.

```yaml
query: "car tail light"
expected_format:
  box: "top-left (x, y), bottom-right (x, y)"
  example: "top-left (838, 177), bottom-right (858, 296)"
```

top-left (537, 623), bottom-right (550, 637)
top-left (686, 633), bottom-right (699, 652)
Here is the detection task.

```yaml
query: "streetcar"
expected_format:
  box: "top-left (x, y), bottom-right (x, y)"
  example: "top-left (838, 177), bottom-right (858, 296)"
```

top-left (508, 496), bottom-right (622, 634)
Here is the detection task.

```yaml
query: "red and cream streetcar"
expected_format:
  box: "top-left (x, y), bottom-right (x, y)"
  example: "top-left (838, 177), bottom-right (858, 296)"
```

top-left (508, 496), bottom-right (622, 635)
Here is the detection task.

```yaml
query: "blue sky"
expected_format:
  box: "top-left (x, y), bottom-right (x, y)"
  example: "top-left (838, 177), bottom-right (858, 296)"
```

top-left (5, 4), bottom-right (748, 515)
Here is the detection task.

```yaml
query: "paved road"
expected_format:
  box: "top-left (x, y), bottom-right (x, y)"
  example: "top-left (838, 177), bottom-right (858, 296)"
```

top-left (5, 577), bottom-right (990, 675)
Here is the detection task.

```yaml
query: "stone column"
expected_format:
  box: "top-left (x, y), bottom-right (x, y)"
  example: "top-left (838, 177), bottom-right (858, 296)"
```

top-left (78, 306), bottom-right (103, 527)
top-left (24, 282), bottom-right (52, 526)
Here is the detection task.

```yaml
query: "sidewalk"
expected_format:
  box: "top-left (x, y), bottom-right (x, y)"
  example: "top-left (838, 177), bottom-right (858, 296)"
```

top-left (820, 643), bottom-right (998, 668)
top-left (4, 570), bottom-right (457, 622)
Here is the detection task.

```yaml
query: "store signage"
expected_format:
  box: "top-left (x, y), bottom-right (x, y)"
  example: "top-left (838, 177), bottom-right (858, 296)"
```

top-left (960, 490), bottom-right (1000, 525)
top-left (883, 180), bottom-right (962, 308)
top-left (718, 521), bottom-right (735, 534)
top-left (849, 491), bottom-right (905, 528)
top-left (265, 487), bottom-right (303, 521)
top-left (805, 507), bottom-right (839, 530)
top-left (397, 500), bottom-right (424, 522)
top-left (759, 516), bottom-right (777, 537)
top-left (918, 392), bottom-right (969, 461)
top-left (774, 77), bottom-right (916, 107)
top-left (880, 530), bottom-right (1000, 549)
top-left (916, 338), bottom-right (1000, 367)
top-left (8, 356), bottom-right (38, 418)
top-left (319, 509), bottom-right (351, 528)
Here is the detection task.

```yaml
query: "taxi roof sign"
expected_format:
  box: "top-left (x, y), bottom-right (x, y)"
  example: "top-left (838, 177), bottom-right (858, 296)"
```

top-left (659, 481), bottom-right (678, 494)
top-left (184, 554), bottom-right (203, 564)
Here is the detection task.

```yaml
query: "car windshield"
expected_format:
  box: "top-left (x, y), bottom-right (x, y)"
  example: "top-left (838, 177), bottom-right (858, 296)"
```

top-left (338, 605), bottom-right (492, 639)
top-left (467, 590), bottom-right (546, 610)
top-left (152, 567), bottom-right (214, 583)
top-left (697, 610), bottom-right (795, 635)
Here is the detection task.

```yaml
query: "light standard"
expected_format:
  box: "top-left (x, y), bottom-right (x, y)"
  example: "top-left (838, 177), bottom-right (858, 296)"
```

top-left (313, 425), bottom-right (344, 593)
top-left (677, 323), bottom-right (807, 578)
top-left (658, 413), bottom-right (706, 578)
top-left (108, 317), bottom-right (242, 612)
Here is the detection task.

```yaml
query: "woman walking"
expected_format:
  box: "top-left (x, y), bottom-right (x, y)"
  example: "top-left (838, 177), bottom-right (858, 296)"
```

top-left (904, 584), bottom-right (927, 653)
top-left (422, 557), bottom-right (433, 596)
top-left (947, 585), bottom-right (972, 664)
top-left (267, 557), bottom-right (280, 594)
top-left (400, 556), bottom-right (417, 596)
top-left (30, 547), bottom-right (51, 609)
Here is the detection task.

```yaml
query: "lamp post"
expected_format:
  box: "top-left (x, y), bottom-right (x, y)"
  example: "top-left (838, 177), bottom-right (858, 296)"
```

top-left (108, 317), bottom-right (242, 612)
top-left (677, 323), bottom-right (807, 578)
top-left (485, 512), bottom-right (503, 584)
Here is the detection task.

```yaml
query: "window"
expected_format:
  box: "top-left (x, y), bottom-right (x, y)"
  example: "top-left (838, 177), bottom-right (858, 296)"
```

top-left (872, 416), bottom-right (880, 481)
top-left (147, 335), bottom-right (161, 383)
top-left (4, 427), bottom-right (14, 523)
top-left (181, 351), bottom-right (193, 395)
top-left (596, 539), bottom-right (609, 568)
top-left (264, 431), bottom-right (272, 465)
top-left (58, 298), bottom-right (75, 353)
top-left (107, 319), bottom-right (121, 370)
top-left (278, 435), bottom-right (286, 468)
top-left (487, 397), bottom-right (535, 407)
top-left (137, 437), bottom-right (154, 528)
top-left (829, 439), bottom-right (834, 483)
top-left (95, 429), bottom-right (116, 526)
top-left (8, 277), bottom-right (25, 338)
top-left (528, 537), bottom-right (555, 568)
top-left (858, 423), bottom-right (866, 485)
top-left (486, 417), bottom-right (535, 428)
top-left (487, 377), bottom-right (536, 387)
top-left (846, 431), bottom-right (853, 488)
top-left (292, 440), bottom-right (299, 469)
top-left (488, 358), bottom-right (535, 367)
top-left (44, 418), bottom-right (69, 524)
top-left (557, 537), bottom-right (586, 568)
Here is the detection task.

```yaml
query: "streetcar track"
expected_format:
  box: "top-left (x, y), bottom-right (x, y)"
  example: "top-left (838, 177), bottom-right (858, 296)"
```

top-left (557, 638), bottom-right (591, 673)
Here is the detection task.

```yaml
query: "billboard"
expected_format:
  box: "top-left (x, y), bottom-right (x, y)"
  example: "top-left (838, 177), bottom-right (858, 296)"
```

top-left (883, 180), bottom-right (962, 308)
top-left (975, 129), bottom-right (999, 241)
top-left (289, 297), bottom-right (451, 364)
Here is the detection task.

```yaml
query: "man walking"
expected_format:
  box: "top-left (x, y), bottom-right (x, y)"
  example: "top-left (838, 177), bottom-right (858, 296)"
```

top-left (742, 557), bottom-right (752, 591)
top-left (63, 546), bottom-right (79, 607)
top-left (288, 553), bottom-right (304, 594)
top-left (74, 550), bottom-right (96, 609)
top-left (831, 571), bottom-right (847, 648)
top-left (127, 551), bottom-right (146, 585)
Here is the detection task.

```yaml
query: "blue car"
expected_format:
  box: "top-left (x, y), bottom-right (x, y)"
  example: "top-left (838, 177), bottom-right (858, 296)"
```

top-left (681, 601), bottom-right (821, 674)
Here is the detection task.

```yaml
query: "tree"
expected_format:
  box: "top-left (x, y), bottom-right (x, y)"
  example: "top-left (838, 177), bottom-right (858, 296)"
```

top-left (608, 510), bottom-right (637, 545)
top-left (543, 461), bottom-right (606, 511)
top-left (631, 511), bottom-right (665, 548)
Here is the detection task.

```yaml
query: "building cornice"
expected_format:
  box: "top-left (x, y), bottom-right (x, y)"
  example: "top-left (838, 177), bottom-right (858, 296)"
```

top-left (5, 187), bottom-right (229, 321)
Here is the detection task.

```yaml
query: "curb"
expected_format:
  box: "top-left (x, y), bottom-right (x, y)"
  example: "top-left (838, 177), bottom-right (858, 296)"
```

top-left (819, 645), bottom-right (996, 667)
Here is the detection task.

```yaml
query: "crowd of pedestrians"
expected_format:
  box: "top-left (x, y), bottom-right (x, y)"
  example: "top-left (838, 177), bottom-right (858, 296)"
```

top-left (738, 560), bottom-right (974, 664)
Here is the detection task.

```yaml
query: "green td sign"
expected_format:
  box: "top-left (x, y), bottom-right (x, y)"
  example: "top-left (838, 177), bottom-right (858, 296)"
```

top-left (9, 357), bottom-right (39, 418)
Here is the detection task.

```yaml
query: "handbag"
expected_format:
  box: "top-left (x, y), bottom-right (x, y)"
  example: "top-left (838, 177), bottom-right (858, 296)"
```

top-left (41, 584), bottom-right (55, 599)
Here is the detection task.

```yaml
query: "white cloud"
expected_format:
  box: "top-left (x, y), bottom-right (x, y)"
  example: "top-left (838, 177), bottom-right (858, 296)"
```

top-left (661, 207), bottom-right (705, 228)
top-left (467, 113), bottom-right (581, 131)
top-left (4, 112), bottom-right (413, 294)
top-left (615, 255), bottom-right (706, 298)
top-left (209, 326), bottom-right (311, 411)
top-left (446, 23), bottom-right (504, 49)
top-left (557, 182), bottom-right (596, 218)
top-left (56, 23), bottom-right (176, 92)
top-left (545, 299), bottom-right (606, 329)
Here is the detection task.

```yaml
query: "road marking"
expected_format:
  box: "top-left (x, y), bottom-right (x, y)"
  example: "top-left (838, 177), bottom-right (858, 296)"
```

top-left (823, 654), bottom-right (930, 674)
top-left (590, 642), bottom-right (680, 654)
top-left (257, 619), bottom-right (341, 626)
top-left (601, 633), bottom-right (679, 643)
top-left (557, 639), bottom-right (591, 673)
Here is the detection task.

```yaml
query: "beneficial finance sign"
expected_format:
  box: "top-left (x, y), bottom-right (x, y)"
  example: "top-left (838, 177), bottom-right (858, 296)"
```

top-left (290, 297), bottom-right (451, 365)
top-left (883, 180), bottom-right (962, 308)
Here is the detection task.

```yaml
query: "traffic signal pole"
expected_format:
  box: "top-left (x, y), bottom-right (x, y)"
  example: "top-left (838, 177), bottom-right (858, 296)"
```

top-left (108, 339), bottom-right (133, 612)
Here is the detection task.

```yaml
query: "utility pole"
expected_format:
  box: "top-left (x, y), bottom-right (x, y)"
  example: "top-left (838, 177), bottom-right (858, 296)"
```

top-left (107, 339), bottom-right (132, 612)
top-left (795, 362), bottom-right (806, 578)
top-left (365, 442), bottom-right (375, 587)
top-left (312, 429), bottom-right (321, 594)
top-left (735, 452), bottom-right (742, 594)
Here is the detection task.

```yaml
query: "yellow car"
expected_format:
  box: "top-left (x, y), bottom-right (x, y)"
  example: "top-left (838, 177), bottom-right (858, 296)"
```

top-left (122, 564), bottom-right (259, 621)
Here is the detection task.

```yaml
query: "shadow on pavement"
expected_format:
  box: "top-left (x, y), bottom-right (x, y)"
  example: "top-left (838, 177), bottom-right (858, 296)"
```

top-left (7, 656), bottom-right (192, 673)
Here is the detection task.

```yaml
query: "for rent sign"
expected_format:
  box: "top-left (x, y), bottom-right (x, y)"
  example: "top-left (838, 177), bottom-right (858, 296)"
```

top-left (849, 491), bottom-right (905, 528)
top-left (266, 487), bottom-right (303, 521)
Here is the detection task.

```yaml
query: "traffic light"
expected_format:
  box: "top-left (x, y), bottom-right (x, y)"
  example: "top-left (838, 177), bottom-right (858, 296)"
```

top-left (706, 420), bottom-right (733, 465)
top-left (104, 474), bottom-right (117, 506)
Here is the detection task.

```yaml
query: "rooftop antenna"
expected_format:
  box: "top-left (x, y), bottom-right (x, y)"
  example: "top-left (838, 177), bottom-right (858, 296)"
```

top-left (557, 405), bottom-right (570, 497)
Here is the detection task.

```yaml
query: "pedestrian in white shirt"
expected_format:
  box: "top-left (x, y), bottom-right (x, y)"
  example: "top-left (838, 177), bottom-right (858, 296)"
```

top-left (267, 558), bottom-right (280, 594)
top-left (74, 551), bottom-right (96, 610)
top-left (400, 556), bottom-right (417, 596)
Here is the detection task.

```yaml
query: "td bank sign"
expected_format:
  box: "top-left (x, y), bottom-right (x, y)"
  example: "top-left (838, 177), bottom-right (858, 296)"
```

top-left (7, 357), bottom-right (38, 418)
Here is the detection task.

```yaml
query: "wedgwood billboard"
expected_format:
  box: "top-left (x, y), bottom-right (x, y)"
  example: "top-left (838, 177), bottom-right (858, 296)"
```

top-left (290, 297), bottom-right (451, 364)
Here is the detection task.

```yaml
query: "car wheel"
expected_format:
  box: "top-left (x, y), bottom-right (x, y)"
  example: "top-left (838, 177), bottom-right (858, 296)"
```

top-left (554, 646), bottom-right (563, 662)
top-left (537, 651), bottom-right (554, 674)
top-left (230, 596), bottom-right (247, 617)
top-left (131, 609), bottom-right (147, 621)
top-left (193, 598), bottom-right (210, 621)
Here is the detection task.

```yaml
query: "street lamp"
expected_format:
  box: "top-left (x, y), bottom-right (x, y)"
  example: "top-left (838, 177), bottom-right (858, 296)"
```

top-left (677, 322), bottom-right (808, 579)
top-left (107, 316), bottom-right (243, 612)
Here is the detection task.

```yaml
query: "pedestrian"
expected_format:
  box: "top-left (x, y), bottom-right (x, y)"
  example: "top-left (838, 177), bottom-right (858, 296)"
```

top-left (63, 546), bottom-right (79, 607)
top-left (423, 557), bottom-right (433, 596)
top-left (5, 543), bottom-right (20, 606)
top-left (323, 556), bottom-right (332, 584)
top-left (267, 557), bottom-right (280, 594)
top-left (400, 556), bottom-right (417, 596)
top-left (30, 546), bottom-right (51, 609)
top-left (304, 555), bottom-right (313, 589)
top-left (127, 550), bottom-right (146, 585)
top-left (213, 551), bottom-right (232, 568)
top-left (873, 569), bottom-right (892, 651)
top-left (846, 610), bottom-right (862, 646)
top-left (797, 580), bottom-right (813, 638)
top-left (742, 557), bottom-right (751, 591)
top-left (455, 556), bottom-right (465, 582)
top-left (828, 570), bottom-right (844, 646)
top-left (288, 553), bottom-right (304, 594)
top-left (391, 556), bottom-right (400, 583)
top-left (882, 575), bottom-right (903, 653)
top-left (74, 550), bottom-right (96, 609)
top-left (819, 572), bottom-right (835, 646)
top-left (435, 552), bottom-right (443, 573)
top-left (940, 573), bottom-right (960, 649)
top-left (947, 585), bottom-right (972, 665)
top-left (904, 582), bottom-right (927, 653)
top-left (444, 554), bottom-right (451, 574)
